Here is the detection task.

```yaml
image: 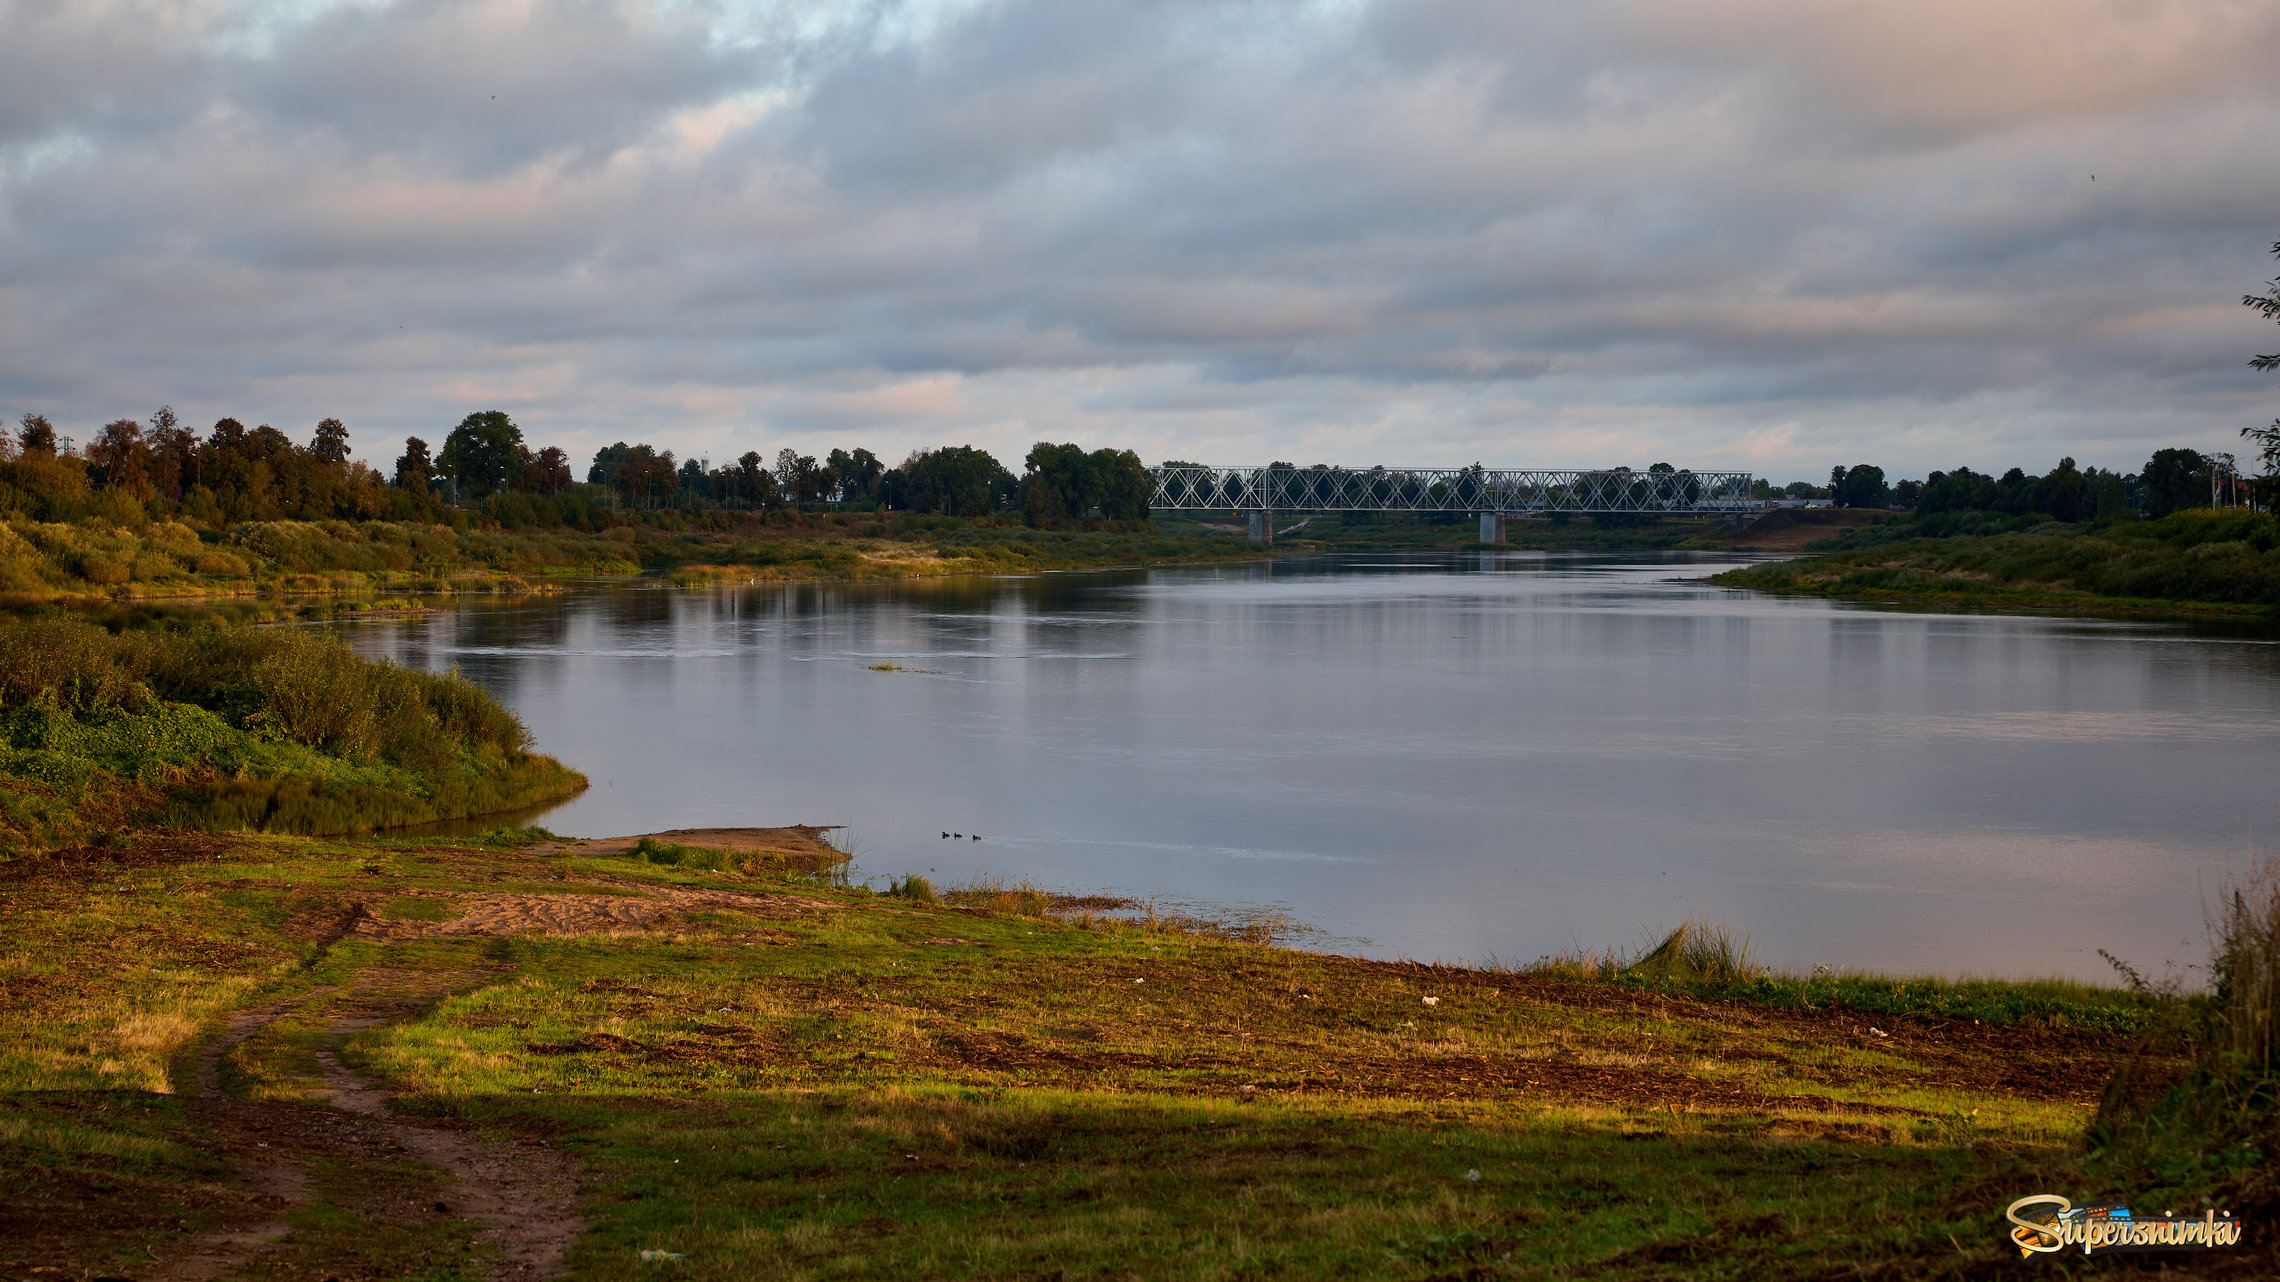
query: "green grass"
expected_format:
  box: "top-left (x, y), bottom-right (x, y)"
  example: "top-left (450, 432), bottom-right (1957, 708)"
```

top-left (0, 832), bottom-right (2199, 1277)
top-left (450, 1088), bottom-right (1990, 1280)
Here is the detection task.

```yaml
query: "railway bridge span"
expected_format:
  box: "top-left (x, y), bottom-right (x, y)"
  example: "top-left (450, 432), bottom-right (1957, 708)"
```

top-left (1149, 464), bottom-right (1756, 543)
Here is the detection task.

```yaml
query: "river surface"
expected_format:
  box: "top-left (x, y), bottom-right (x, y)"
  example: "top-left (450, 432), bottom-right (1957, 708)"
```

top-left (334, 551), bottom-right (2280, 983)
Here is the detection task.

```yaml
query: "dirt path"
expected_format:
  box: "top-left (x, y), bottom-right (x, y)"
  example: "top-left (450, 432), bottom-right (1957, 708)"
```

top-left (146, 996), bottom-right (323, 1282)
top-left (150, 976), bottom-right (583, 1281)
top-left (312, 1005), bottom-right (583, 1278)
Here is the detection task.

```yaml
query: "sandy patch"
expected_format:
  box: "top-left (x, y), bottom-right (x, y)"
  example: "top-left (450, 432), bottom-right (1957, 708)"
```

top-left (1729, 508), bottom-right (1897, 551)
top-left (531, 825), bottom-right (844, 866)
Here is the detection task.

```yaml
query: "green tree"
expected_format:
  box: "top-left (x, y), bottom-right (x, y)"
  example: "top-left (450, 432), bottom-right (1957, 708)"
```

top-left (395, 437), bottom-right (436, 491)
top-left (437, 410), bottom-right (525, 499)
top-left (1835, 464), bottom-right (1888, 509)
top-left (827, 447), bottom-right (885, 502)
top-left (310, 417), bottom-right (350, 464)
top-left (677, 456), bottom-right (710, 499)
top-left (588, 441), bottom-right (633, 488)
top-left (733, 451), bottom-right (773, 507)
top-left (1019, 441), bottom-right (1152, 523)
top-left (2140, 448), bottom-right (2208, 518)
top-left (2094, 471), bottom-right (2130, 520)
top-left (147, 406), bottom-right (198, 499)
top-left (2029, 457), bottom-right (2087, 521)
top-left (895, 446), bottom-right (1013, 515)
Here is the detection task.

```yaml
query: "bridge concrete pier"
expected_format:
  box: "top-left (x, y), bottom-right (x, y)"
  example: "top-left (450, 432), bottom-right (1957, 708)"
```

top-left (1478, 512), bottom-right (1506, 544)
top-left (1248, 512), bottom-right (1272, 545)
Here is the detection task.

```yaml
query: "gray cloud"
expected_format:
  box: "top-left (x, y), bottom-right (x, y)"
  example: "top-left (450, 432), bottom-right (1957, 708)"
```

top-left (2, 0), bottom-right (2278, 483)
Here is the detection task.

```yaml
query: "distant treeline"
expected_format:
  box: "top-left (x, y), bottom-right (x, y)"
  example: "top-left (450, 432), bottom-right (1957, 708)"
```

top-left (1761, 448), bottom-right (2244, 521)
top-left (0, 407), bottom-right (1153, 531)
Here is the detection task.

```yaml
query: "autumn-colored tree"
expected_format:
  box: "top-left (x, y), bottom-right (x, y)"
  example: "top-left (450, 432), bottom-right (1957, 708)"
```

top-left (18, 414), bottom-right (58, 457)
top-left (523, 445), bottom-right (572, 494)
top-left (86, 419), bottom-right (154, 498)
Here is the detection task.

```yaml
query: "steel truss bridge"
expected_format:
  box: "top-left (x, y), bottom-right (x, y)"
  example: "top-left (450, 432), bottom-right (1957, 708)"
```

top-left (1150, 464), bottom-right (1757, 542)
top-left (1150, 465), bottom-right (1756, 515)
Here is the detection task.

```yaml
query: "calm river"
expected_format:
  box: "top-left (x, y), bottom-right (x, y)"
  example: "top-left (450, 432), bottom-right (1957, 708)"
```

top-left (335, 552), bottom-right (2280, 983)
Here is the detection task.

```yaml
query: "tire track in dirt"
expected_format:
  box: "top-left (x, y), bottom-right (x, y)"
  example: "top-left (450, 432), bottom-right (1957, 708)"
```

top-left (312, 1003), bottom-right (583, 1279)
top-left (149, 995), bottom-right (323, 1282)
top-left (150, 976), bottom-right (582, 1281)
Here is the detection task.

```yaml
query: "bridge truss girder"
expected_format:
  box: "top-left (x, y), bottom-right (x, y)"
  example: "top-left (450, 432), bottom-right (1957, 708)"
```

top-left (1150, 466), bottom-right (1756, 514)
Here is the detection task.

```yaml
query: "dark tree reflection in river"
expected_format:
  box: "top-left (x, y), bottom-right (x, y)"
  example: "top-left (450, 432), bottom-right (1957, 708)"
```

top-left (334, 553), bottom-right (2280, 982)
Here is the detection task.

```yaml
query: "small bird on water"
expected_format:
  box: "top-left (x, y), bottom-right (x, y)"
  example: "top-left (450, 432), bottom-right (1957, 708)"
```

top-left (971, 834), bottom-right (980, 841)
top-left (941, 832), bottom-right (949, 839)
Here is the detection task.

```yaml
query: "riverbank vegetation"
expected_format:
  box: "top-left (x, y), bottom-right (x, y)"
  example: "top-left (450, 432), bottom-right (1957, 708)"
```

top-left (5, 828), bottom-right (2220, 1279)
top-left (0, 616), bottom-right (583, 855)
top-left (0, 509), bottom-right (1290, 609)
top-left (1713, 507), bottom-right (2280, 615)
top-left (0, 494), bottom-right (1750, 615)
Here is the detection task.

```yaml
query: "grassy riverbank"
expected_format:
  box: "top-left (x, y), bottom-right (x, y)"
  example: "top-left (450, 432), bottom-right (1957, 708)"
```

top-left (0, 616), bottom-right (584, 854)
top-left (1712, 508), bottom-right (2280, 617)
top-left (6, 825), bottom-right (2234, 1279)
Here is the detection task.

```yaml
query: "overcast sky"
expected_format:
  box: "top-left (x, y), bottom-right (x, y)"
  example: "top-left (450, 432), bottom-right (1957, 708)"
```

top-left (4, 0), bottom-right (2278, 483)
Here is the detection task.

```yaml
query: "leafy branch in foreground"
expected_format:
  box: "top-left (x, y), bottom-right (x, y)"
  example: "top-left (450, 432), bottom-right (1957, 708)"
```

top-left (2241, 237), bottom-right (2280, 480)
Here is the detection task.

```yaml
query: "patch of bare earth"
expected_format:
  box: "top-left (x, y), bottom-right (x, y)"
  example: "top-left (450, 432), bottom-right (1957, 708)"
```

top-left (352, 885), bottom-right (838, 941)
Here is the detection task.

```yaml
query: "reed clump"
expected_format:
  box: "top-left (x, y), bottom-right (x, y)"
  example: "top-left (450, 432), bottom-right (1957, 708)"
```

top-left (885, 874), bottom-right (938, 904)
top-left (1528, 916), bottom-right (1759, 986)
top-left (942, 873), bottom-right (1053, 916)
